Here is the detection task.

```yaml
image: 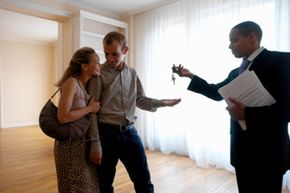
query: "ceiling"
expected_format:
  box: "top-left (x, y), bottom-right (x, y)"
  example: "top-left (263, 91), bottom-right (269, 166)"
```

top-left (0, 8), bottom-right (58, 44)
top-left (0, 0), bottom-right (178, 44)
top-left (53, 0), bottom-right (178, 17)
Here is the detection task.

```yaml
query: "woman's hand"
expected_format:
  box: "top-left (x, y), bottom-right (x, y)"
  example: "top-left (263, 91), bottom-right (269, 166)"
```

top-left (90, 150), bottom-right (102, 165)
top-left (88, 96), bottom-right (100, 113)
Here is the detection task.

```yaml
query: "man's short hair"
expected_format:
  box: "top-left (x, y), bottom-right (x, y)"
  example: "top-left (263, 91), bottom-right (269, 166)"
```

top-left (103, 31), bottom-right (127, 49)
top-left (232, 21), bottom-right (263, 42)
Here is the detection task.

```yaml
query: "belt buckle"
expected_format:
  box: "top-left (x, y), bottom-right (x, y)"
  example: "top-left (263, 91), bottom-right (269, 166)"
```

top-left (119, 124), bottom-right (128, 132)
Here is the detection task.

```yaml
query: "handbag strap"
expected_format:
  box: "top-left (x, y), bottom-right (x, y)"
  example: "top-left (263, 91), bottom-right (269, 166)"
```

top-left (50, 89), bottom-right (60, 99)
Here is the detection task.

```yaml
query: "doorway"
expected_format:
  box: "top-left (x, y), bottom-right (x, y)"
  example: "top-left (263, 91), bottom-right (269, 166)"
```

top-left (0, 8), bottom-right (59, 128)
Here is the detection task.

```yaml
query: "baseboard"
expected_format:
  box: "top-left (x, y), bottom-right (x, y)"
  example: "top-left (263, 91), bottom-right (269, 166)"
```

top-left (1, 121), bottom-right (38, 129)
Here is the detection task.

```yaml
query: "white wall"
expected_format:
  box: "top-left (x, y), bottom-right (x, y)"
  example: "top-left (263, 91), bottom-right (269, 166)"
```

top-left (0, 40), bottom-right (57, 128)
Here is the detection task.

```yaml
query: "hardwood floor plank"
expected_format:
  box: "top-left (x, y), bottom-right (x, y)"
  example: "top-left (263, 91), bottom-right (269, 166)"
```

top-left (1, 126), bottom-right (289, 193)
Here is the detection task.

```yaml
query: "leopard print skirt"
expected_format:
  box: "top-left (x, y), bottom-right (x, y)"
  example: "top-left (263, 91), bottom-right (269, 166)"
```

top-left (54, 138), bottom-right (99, 193)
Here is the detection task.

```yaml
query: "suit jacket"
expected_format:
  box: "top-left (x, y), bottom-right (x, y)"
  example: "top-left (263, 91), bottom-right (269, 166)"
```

top-left (187, 49), bottom-right (290, 171)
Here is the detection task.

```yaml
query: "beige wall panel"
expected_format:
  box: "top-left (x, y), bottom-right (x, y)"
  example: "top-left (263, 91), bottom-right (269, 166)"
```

top-left (0, 40), bottom-right (56, 128)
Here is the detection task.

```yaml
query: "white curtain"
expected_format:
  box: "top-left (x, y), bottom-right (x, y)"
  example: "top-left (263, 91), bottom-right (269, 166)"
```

top-left (133, 0), bottom-right (290, 189)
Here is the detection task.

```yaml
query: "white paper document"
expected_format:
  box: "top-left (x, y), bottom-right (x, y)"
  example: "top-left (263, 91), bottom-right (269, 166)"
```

top-left (218, 70), bottom-right (276, 130)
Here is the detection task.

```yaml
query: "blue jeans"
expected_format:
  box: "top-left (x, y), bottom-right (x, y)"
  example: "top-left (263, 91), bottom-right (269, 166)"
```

top-left (98, 123), bottom-right (154, 193)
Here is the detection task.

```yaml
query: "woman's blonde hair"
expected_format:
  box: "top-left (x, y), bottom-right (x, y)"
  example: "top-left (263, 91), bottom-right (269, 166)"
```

top-left (56, 47), bottom-right (95, 87)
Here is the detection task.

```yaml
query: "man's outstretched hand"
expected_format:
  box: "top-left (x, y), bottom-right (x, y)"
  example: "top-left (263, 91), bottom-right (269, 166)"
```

top-left (161, 98), bottom-right (181, 106)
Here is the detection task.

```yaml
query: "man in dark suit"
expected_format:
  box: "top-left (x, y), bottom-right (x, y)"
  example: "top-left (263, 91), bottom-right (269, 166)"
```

top-left (173, 21), bottom-right (290, 193)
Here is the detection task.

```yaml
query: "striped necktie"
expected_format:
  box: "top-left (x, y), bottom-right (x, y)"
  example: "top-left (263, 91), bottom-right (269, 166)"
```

top-left (239, 58), bottom-right (250, 74)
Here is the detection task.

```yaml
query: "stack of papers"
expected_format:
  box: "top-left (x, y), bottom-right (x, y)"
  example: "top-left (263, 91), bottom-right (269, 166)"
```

top-left (218, 70), bottom-right (276, 130)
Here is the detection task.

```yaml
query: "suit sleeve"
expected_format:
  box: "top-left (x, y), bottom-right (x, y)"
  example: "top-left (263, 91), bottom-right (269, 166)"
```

top-left (187, 69), bottom-right (238, 101)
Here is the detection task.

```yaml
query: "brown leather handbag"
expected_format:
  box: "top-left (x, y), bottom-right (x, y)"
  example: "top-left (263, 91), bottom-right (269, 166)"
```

top-left (39, 89), bottom-right (90, 141)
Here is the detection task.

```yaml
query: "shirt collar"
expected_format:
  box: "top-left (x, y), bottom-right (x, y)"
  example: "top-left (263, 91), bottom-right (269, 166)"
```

top-left (103, 62), bottom-right (128, 72)
top-left (247, 47), bottom-right (264, 62)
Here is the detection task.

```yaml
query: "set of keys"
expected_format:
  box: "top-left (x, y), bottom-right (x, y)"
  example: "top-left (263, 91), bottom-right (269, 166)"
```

top-left (172, 73), bottom-right (176, 85)
top-left (171, 64), bottom-right (181, 85)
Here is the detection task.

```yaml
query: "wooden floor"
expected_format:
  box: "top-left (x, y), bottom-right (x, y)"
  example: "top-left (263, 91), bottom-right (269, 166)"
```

top-left (1, 126), bottom-right (290, 193)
